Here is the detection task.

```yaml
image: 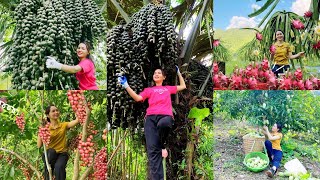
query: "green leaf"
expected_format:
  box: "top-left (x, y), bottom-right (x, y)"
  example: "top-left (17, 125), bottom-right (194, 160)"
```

top-left (248, 0), bottom-right (276, 18)
top-left (109, 0), bottom-right (130, 23)
top-left (9, 166), bottom-right (14, 177)
top-left (179, 0), bottom-right (211, 64)
top-left (188, 107), bottom-right (210, 126)
top-left (257, 0), bottom-right (281, 27)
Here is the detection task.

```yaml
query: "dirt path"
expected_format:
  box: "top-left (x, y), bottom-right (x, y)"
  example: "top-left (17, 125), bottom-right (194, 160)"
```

top-left (213, 119), bottom-right (320, 180)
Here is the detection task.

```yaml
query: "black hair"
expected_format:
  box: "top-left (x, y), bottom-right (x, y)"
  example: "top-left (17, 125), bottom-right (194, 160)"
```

top-left (275, 29), bottom-right (285, 41)
top-left (78, 41), bottom-right (95, 66)
top-left (45, 105), bottom-right (56, 123)
top-left (151, 68), bottom-right (167, 86)
top-left (276, 122), bottom-right (283, 132)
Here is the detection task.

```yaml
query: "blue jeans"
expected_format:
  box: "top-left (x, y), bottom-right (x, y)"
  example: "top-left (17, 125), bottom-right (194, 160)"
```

top-left (265, 140), bottom-right (283, 169)
top-left (271, 64), bottom-right (290, 77)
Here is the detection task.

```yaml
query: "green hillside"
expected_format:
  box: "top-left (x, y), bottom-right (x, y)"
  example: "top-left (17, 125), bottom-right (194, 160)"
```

top-left (215, 28), bottom-right (255, 54)
top-left (214, 29), bottom-right (256, 74)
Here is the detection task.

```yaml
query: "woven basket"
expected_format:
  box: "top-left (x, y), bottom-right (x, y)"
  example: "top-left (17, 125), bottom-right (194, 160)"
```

top-left (243, 134), bottom-right (266, 154)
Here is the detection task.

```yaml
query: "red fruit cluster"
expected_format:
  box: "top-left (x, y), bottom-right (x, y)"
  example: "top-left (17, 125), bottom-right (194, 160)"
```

top-left (78, 135), bottom-right (95, 166)
top-left (67, 90), bottom-right (87, 125)
top-left (39, 123), bottom-right (51, 145)
top-left (213, 59), bottom-right (274, 90)
top-left (87, 122), bottom-right (98, 135)
top-left (15, 113), bottom-right (25, 131)
top-left (18, 164), bottom-right (31, 180)
top-left (93, 147), bottom-right (107, 180)
top-left (278, 70), bottom-right (320, 90)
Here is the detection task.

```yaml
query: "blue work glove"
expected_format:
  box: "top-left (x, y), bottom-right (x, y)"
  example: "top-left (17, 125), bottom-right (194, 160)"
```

top-left (117, 75), bottom-right (129, 89)
top-left (175, 65), bottom-right (181, 75)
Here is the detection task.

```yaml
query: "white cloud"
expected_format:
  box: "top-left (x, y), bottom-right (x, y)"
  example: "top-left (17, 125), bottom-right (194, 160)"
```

top-left (226, 16), bottom-right (258, 29)
top-left (291, 0), bottom-right (311, 16)
top-left (251, 4), bottom-right (261, 11)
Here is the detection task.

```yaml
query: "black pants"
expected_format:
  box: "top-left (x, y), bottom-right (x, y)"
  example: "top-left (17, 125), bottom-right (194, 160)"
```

top-left (272, 64), bottom-right (290, 77)
top-left (42, 148), bottom-right (69, 180)
top-left (145, 115), bottom-right (174, 180)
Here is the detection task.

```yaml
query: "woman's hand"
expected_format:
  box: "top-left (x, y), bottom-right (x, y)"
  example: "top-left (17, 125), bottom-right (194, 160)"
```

top-left (176, 65), bottom-right (186, 92)
top-left (46, 56), bottom-right (62, 70)
top-left (117, 75), bottom-right (129, 89)
top-left (298, 51), bottom-right (305, 57)
top-left (175, 65), bottom-right (181, 75)
top-left (263, 125), bottom-right (268, 131)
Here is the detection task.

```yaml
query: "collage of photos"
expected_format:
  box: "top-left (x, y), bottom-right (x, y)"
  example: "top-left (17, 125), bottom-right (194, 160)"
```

top-left (0, 0), bottom-right (319, 180)
top-left (0, 0), bottom-right (214, 180)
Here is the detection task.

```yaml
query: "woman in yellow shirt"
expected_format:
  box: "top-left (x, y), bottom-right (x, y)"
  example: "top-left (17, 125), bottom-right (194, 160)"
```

top-left (37, 105), bottom-right (83, 180)
top-left (271, 30), bottom-right (304, 77)
top-left (262, 123), bottom-right (283, 178)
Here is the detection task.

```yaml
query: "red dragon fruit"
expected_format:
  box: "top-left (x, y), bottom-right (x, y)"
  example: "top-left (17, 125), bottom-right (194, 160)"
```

top-left (305, 79), bottom-right (313, 90)
top-left (292, 80), bottom-right (305, 90)
top-left (313, 41), bottom-right (320, 49)
top-left (310, 77), bottom-right (319, 89)
top-left (267, 74), bottom-right (277, 90)
top-left (279, 78), bottom-right (292, 90)
top-left (270, 45), bottom-right (276, 54)
top-left (213, 39), bottom-right (220, 47)
top-left (256, 32), bottom-right (263, 41)
top-left (294, 68), bottom-right (303, 80)
top-left (230, 75), bottom-right (243, 90)
top-left (245, 65), bottom-right (253, 77)
top-left (304, 11), bottom-right (313, 18)
top-left (213, 62), bottom-right (219, 74)
top-left (220, 73), bottom-right (229, 87)
top-left (292, 19), bottom-right (305, 30)
top-left (248, 77), bottom-right (257, 89)
top-left (213, 74), bottom-right (222, 88)
top-left (261, 58), bottom-right (269, 70)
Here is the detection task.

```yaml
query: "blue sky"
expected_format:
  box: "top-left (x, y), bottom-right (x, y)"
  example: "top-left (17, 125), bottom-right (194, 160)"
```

top-left (214, 0), bottom-right (311, 30)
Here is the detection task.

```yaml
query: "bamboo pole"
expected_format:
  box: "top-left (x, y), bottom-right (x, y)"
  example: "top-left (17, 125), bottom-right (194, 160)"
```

top-left (107, 131), bottom-right (128, 166)
top-left (134, 151), bottom-right (138, 180)
top-left (128, 135), bottom-right (132, 180)
top-left (43, 145), bottom-right (53, 180)
top-left (163, 158), bottom-right (166, 180)
top-left (122, 131), bottom-right (125, 179)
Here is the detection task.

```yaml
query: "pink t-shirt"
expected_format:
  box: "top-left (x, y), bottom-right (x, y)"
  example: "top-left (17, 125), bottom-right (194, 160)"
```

top-left (139, 85), bottom-right (177, 116)
top-left (75, 59), bottom-right (98, 90)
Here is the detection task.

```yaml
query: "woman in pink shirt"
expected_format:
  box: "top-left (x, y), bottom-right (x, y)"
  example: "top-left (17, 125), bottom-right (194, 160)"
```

top-left (118, 66), bottom-right (186, 180)
top-left (45, 42), bottom-right (98, 90)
